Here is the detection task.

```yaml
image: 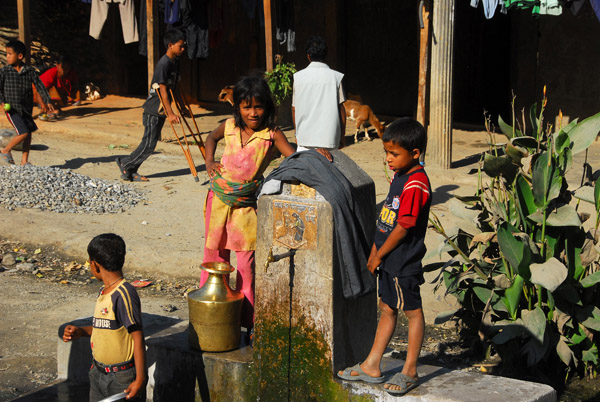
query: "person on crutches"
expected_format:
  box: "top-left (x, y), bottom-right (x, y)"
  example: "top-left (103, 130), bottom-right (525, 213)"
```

top-left (116, 29), bottom-right (185, 182)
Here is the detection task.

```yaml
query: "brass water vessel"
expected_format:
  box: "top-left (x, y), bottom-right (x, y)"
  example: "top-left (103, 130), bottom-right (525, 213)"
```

top-left (188, 262), bottom-right (244, 352)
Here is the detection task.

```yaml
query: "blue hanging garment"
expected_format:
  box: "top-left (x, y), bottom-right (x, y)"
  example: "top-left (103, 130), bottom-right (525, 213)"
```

top-left (165, 0), bottom-right (180, 24)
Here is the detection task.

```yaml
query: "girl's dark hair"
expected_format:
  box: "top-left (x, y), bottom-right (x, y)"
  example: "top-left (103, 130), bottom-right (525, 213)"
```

top-left (382, 117), bottom-right (427, 152)
top-left (232, 74), bottom-right (277, 130)
top-left (87, 233), bottom-right (126, 272)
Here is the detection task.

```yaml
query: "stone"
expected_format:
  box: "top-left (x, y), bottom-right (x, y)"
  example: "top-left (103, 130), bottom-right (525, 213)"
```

top-left (16, 262), bottom-right (35, 272)
top-left (254, 150), bottom-right (378, 400)
top-left (2, 253), bottom-right (16, 266)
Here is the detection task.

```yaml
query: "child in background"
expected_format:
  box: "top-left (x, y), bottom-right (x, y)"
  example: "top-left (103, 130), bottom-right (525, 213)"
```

top-left (35, 55), bottom-right (81, 120)
top-left (203, 75), bottom-right (296, 335)
top-left (62, 234), bottom-right (146, 401)
top-left (116, 29), bottom-right (185, 182)
top-left (337, 118), bottom-right (431, 395)
top-left (0, 40), bottom-right (54, 165)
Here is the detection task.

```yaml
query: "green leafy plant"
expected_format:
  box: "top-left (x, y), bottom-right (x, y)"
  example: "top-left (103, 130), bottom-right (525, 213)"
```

top-left (428, 89), bottom-right (600, 383)
top-left (264, 55), bottom-right (296, 106)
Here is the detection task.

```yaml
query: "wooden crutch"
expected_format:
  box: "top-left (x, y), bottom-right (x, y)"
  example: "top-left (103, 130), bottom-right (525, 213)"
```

top-left (152, 83), bottom-right (199, 182)
top-left (172, 85), bottom-right (206, 160)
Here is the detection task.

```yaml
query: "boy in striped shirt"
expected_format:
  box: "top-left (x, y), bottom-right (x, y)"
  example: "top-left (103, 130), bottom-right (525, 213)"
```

top-left (338, 118), bottom-right (431, 395)
top-left (63, 234), bottom-right (146, 401)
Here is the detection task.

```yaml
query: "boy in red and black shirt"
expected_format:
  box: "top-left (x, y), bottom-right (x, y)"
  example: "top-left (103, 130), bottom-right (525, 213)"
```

top-left (338, 117), bottom-right (431, 396)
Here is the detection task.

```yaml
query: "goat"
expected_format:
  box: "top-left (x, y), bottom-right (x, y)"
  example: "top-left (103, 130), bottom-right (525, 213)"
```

top-left (84, 82), bottom-right (102, 101)
top-left (344, 99), bottom-right (385, 143)
top-left (218, 85), bottom-right (234, 106)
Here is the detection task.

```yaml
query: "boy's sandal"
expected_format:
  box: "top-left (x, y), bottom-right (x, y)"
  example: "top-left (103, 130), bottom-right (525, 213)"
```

top-left (337, 363), bottom-right (386, 383)
top-left (131, 173), bottom-right (149, 182)
top-left (0, 152), bottom-right (15, 165)
top-left (384, 373), bottom-right (420, 395)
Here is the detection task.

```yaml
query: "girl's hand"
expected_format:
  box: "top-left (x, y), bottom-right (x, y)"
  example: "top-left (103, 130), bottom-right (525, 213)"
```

top-left (206, 161), bottom-right (223, 178)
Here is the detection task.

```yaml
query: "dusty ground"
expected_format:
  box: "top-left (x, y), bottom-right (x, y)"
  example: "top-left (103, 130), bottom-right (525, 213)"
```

top-left (1, 96), bottom-right (599, 400)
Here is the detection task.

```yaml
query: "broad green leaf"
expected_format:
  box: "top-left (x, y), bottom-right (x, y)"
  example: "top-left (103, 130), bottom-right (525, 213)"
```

top-left (511, 136), bottom-right (539, 149)
top-left (529, 257), bottom-right (568, 292)
top-left (554, 130), bottom-right (571, 154)
top-left (497, 223), bottom-right (532, 279)
top-left (528, 205), bottom-right (582, 227)
top-left (454, 194), bottom-right (481, 204)
top-left (498, 114), bottom-right (522, 139)
top-left (556, 337), bottom-right (574, 366)
top-left (555, 282), bottom-right (582, 305)
top-left (473, 285), bottom-right (499, 305)
top-left (566, 111), bottom-right (600, 155)
top-left (434, 310), bottom-right (458, 325)
top-left (565, 227), bottom-right (586, 279)
top-left (502, 274), bottom-right (525, 319)
top-left (576, 306), bottom-right (600, 331)
top-left (483, 154), bottom-right (519, 182)
top-left (582, 346), bottom-right (599, 364)
top-left (506, 143), bottom-right (527, 164)
top-left (557, 147), bottom-right (573, 173)
top-left (492, 319), bottom-right (524, 344)
top-left (521, 336), bottom-right (548, 366)
top-left (532, 151), bottom-right (561, 207)
top-left (580, 270), bottom-right (600, 288)
top-left (573, 186), bottom-right (595, 204)
top-left (515, 175), bottom-right (536, 217)
top-left (522, 308), bottom-right (546, 344)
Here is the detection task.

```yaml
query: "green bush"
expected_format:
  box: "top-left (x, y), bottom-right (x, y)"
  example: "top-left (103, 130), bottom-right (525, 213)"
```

top-left (428, 91), bottom-right (600, 382)
top-left (264, 57), bottom-right (296, 106)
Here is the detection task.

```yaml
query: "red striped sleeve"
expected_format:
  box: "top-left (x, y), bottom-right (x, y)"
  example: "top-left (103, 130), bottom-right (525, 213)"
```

top-left (397, 172), bottom-right (430, 229)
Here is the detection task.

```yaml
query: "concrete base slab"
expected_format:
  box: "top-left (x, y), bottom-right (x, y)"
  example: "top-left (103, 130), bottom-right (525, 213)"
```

top-left (339, 355), bottom-right (557, 402)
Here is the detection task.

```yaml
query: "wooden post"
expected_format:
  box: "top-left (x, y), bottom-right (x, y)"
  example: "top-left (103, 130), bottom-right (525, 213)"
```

top-left (146, 0), bottom-right (159, 89)
top-left (17, 0), bottom-right (30, 63)
top-left (428, 0), bottom-right (455, 169)
top-left (264, 0), bottom-right (273, 71)
top-left (417, 0), bottom-right (431, 130)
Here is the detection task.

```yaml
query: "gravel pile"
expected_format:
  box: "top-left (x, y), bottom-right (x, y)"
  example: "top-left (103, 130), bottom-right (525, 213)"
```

top-left (0, 164), bottom-right (147, 213)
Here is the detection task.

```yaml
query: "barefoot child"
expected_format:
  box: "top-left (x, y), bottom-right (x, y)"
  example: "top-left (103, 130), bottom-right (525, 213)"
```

top-left (202, 75), bottom-right (296, 334)
top-left (337, 118), bottom-right (431, 395)
top-left (62, 234), bottom-right (146, 401)
top-left (0, 40), bottom-right (54, 165)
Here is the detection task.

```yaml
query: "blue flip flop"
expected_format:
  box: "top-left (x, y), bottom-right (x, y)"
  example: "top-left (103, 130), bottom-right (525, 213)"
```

top-left (0, 152), bottom-right (15, 165)
top-left (337, 363), bottom-right (385, 383)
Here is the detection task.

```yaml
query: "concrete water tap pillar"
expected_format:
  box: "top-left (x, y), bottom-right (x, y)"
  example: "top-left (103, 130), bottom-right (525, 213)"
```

top-left (428, 0), bottom-right (456, 169)
top-left (254, 151), bottom-right (377, 400)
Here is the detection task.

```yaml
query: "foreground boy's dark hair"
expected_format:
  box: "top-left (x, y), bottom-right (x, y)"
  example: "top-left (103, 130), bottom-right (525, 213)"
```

top-left (87, 233), bottom-right (126, 272)
top-left (305, 35), bottom-right (327, 62)
top-left (382, 117), bottom-right (427, 153)
top-left (6, 40), bottom-right (27, 57)
top-left (163, 29), bottom-right (186, 48)
top-left (232, 74), bottom-right (277, 130)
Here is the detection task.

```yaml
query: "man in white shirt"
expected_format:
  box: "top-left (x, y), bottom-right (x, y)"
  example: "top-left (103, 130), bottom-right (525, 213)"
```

top-left (292, 35), bottom-right (346, 161)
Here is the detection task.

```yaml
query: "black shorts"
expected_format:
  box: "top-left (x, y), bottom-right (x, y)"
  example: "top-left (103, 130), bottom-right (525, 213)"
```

top-left (6, 111), bottom-right (37, 135)
top-left (379, 270), bottom-right (424, 311)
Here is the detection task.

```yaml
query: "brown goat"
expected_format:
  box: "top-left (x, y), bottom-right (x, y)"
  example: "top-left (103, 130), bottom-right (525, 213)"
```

top-left (344, 99), bottom-right (385, 142)
top-left (218, 85), bottom-right (234, 106)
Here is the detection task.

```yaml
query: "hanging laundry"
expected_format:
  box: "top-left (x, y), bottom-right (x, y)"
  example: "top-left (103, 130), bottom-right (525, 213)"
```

top-left (504, 0), bottom-right (562, 16)
top-left (89, 0), bottom-right (139, 44)
top-left (165, 0), bottom-right (180, 24)
top-left (559, 0), bottom-right (586, 15)
top-left (470, 0), bottom-right (500, 19)
top-left (180, 0), bottom-right (209, 59)
top-left (81, 0), bottom-right (92, 4)
top-left (275, 0), bottom-right (295, 51)
top-left (592, 0), bottom-right (600, 22)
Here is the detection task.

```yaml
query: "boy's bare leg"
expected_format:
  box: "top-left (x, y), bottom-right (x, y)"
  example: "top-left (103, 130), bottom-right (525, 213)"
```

top-left (20, 132), bottom-right (32, 164)
top-left (338, 300), bottom-right (398, 379)
top-left (385, 307), bottom-right (424, 391)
